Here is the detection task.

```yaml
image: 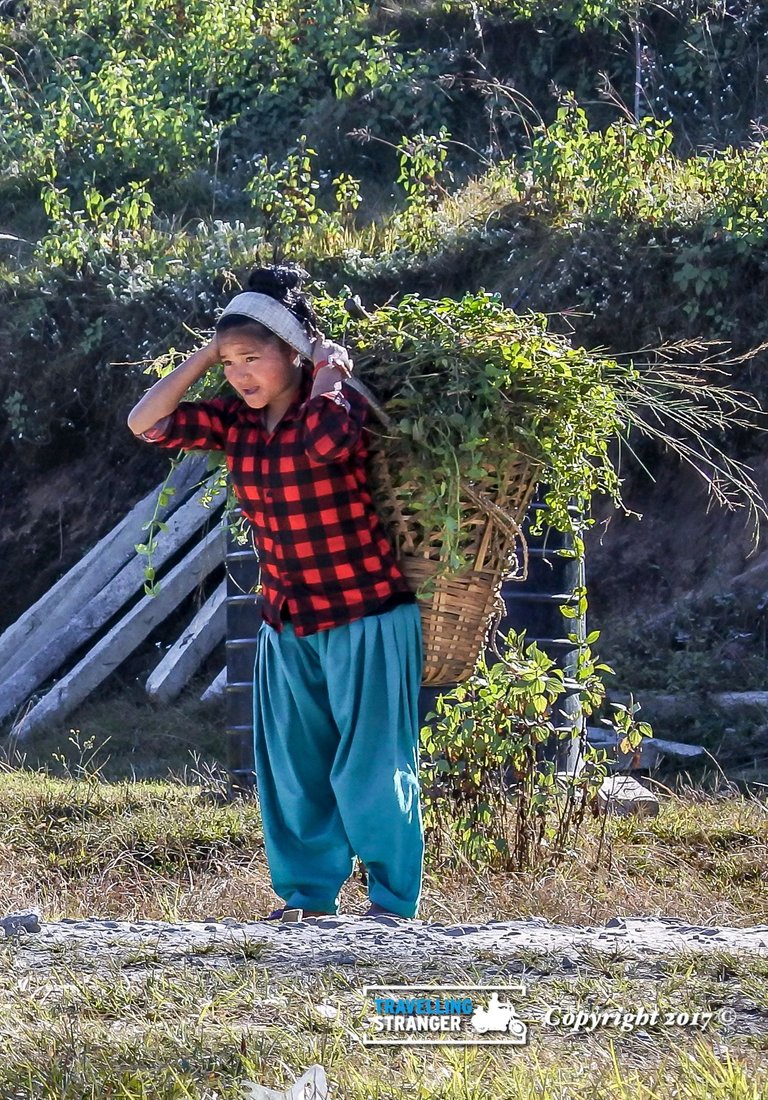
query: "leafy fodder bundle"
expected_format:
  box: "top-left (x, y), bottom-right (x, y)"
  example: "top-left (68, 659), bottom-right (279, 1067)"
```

top-left (313, 290), bottom-right (622, 682)
top-left (315, 291), bottom-right (767, 683)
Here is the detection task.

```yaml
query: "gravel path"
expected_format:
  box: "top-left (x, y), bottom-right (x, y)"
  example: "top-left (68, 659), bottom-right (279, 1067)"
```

top-left (2, 912), bottom-right (767, 977)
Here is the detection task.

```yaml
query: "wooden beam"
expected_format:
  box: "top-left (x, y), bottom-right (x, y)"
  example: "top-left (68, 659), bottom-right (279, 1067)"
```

top-left (0, 483), bottom-right (225, 723)
top-left (146, 582), bottom-right (227, 703)
top-left (10, 527), bottom-right (225, 741)
top-left (0, 454), bottom-right (210, 680)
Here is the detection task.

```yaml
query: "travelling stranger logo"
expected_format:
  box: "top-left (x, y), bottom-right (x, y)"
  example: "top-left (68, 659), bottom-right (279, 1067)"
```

top-left (362, 985), bottom-right (529, 1046)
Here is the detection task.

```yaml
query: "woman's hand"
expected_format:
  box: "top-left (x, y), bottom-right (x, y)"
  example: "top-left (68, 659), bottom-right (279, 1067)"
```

top-left (201, 333), bottom-right (220, 367)
top-left (311, 334), bottom-right (353, 378)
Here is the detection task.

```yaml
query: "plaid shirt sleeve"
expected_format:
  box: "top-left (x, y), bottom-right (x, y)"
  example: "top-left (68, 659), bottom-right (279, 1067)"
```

top-left (135, 397), bottom-right (237, 451)
top-left (299, 381), bottom-right (369, 463)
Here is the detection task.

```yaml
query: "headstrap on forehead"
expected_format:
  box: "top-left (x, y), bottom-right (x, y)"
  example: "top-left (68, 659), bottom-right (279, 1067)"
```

top-left (218, 292), bottom-right (314, 359)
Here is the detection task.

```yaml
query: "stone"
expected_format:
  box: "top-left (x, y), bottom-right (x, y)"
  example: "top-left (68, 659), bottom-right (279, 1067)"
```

top-left (0, 911), bottom-right (41, 937)
top-left (365, 914), bottom-right (401, 927)
top-left (242, 1064), bottom-right (328, 1100)
top-left (597, 776), bottom-right (660, 817)
top-left (280, 909), bottom-right (304, 923)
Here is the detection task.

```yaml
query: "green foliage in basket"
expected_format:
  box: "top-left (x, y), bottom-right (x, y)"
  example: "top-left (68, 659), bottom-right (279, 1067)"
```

top-left (316, 289), bottom-right (767, 575)
top-left (315, 288), bottom-right (623, 564)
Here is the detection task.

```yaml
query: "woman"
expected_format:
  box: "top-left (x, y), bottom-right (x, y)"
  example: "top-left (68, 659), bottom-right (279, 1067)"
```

top-left (127, 265), bottom-right (424, 921)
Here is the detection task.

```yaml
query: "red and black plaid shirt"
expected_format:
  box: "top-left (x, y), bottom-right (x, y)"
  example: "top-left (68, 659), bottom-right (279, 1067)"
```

top-left (136, 361), bottom-right (415, 635)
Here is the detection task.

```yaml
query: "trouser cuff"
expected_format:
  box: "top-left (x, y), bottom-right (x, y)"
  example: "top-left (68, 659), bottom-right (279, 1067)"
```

top-left (283, 892), bottom-right (339, 914)
top-left (369, 886), bottom-right (419, 919)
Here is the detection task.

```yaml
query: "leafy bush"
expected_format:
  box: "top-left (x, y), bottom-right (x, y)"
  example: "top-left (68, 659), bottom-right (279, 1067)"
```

top-left (420, 628), bottom-right (650, 872)
top-left (527, 106), bottom-right (768, 235)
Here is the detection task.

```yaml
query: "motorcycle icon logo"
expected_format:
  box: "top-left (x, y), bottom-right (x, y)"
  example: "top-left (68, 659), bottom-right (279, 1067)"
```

top-left (470, 992), bottom-right (528, 1043)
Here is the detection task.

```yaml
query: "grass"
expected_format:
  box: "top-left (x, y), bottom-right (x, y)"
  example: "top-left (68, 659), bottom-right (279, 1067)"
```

top-left (0, 937), bottom-right (765, 1097)
top-left (3, 669), bottom-right (230, 783)
top-left (1, 760), bottom-right (767, 927)
top-left (0, 752), bottom-right (766, 1096)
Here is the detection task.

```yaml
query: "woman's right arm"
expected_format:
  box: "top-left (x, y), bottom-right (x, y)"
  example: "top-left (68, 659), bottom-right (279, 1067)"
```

top-left (127, 338), bottom-right (219, 437)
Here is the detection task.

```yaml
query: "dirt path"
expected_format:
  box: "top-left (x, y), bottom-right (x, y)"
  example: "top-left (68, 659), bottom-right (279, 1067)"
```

top-left (3, 912), bottom-right (767, 977)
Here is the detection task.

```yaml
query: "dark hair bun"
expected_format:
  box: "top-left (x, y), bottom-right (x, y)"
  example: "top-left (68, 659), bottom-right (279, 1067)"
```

top-left (247, 265), bottom-right (308, 300)
top-left (244, 263), bottom-right (318, 336)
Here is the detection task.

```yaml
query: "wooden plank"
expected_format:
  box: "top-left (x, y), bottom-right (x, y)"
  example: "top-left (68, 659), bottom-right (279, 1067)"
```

top-left (0, 482), bottom-right (225, 723)
top-left (587, 728), bottom-right (706, 769)
top-left (146, 582), bottom-right (227, 703)
top-left (200, 667), bottom-right (227, 702)
top-left (713, 691), bottom-right (768, 711)
top-left (10, 526), bottom-right (225, 741)
top-left (651, 737), bottom-right (706, 759)
top-left (0, 454), bottom-right (210, 679)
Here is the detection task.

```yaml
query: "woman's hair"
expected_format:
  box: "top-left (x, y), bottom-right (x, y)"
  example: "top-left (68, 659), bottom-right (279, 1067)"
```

top-left (216, 265), bottom-right (318, 345)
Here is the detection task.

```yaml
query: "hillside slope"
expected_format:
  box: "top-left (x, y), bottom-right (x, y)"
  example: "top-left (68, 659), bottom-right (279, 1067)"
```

top-left (2, 0), bottom-right (768, 756)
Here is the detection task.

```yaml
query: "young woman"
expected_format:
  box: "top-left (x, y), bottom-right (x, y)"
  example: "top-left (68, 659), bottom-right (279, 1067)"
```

top-left (127, 266), bottom-right (425, 921)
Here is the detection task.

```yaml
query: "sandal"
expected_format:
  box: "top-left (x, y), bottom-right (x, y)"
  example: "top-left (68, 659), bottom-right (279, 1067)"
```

top-left (260, 906), bottom-right (336, 922)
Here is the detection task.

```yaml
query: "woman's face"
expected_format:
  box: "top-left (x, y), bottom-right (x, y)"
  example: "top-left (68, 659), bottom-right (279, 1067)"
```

top-left (218, 327), bottom-right (300, 410)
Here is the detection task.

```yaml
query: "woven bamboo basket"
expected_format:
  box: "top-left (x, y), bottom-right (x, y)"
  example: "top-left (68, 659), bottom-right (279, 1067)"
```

top-left (362, 412), bottom-right (540, 686)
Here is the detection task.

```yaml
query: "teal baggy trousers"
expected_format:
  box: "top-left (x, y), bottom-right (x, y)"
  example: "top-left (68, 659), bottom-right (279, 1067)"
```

top-left (252, 601), bottom-right (425, 918)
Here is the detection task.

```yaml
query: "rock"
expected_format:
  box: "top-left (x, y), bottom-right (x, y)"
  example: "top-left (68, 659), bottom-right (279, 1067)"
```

top-left (597, 776), bottom-right (660, 817)
top-left (365, 914), bottom-right (402, 927)
top-left (1, 911), bottom-right (41, 936)
top-left (280, 909), bottom-right (303, 924)
top-left (731, 551), bottom-right (768, 597)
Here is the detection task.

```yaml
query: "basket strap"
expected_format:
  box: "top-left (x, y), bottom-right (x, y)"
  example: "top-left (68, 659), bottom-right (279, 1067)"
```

top-left (340, 297), bottom-right (395, 429)
top-left (460, 480), bottom-right (529, 583)
top-left (344, 377), bottom-right (396, 431)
